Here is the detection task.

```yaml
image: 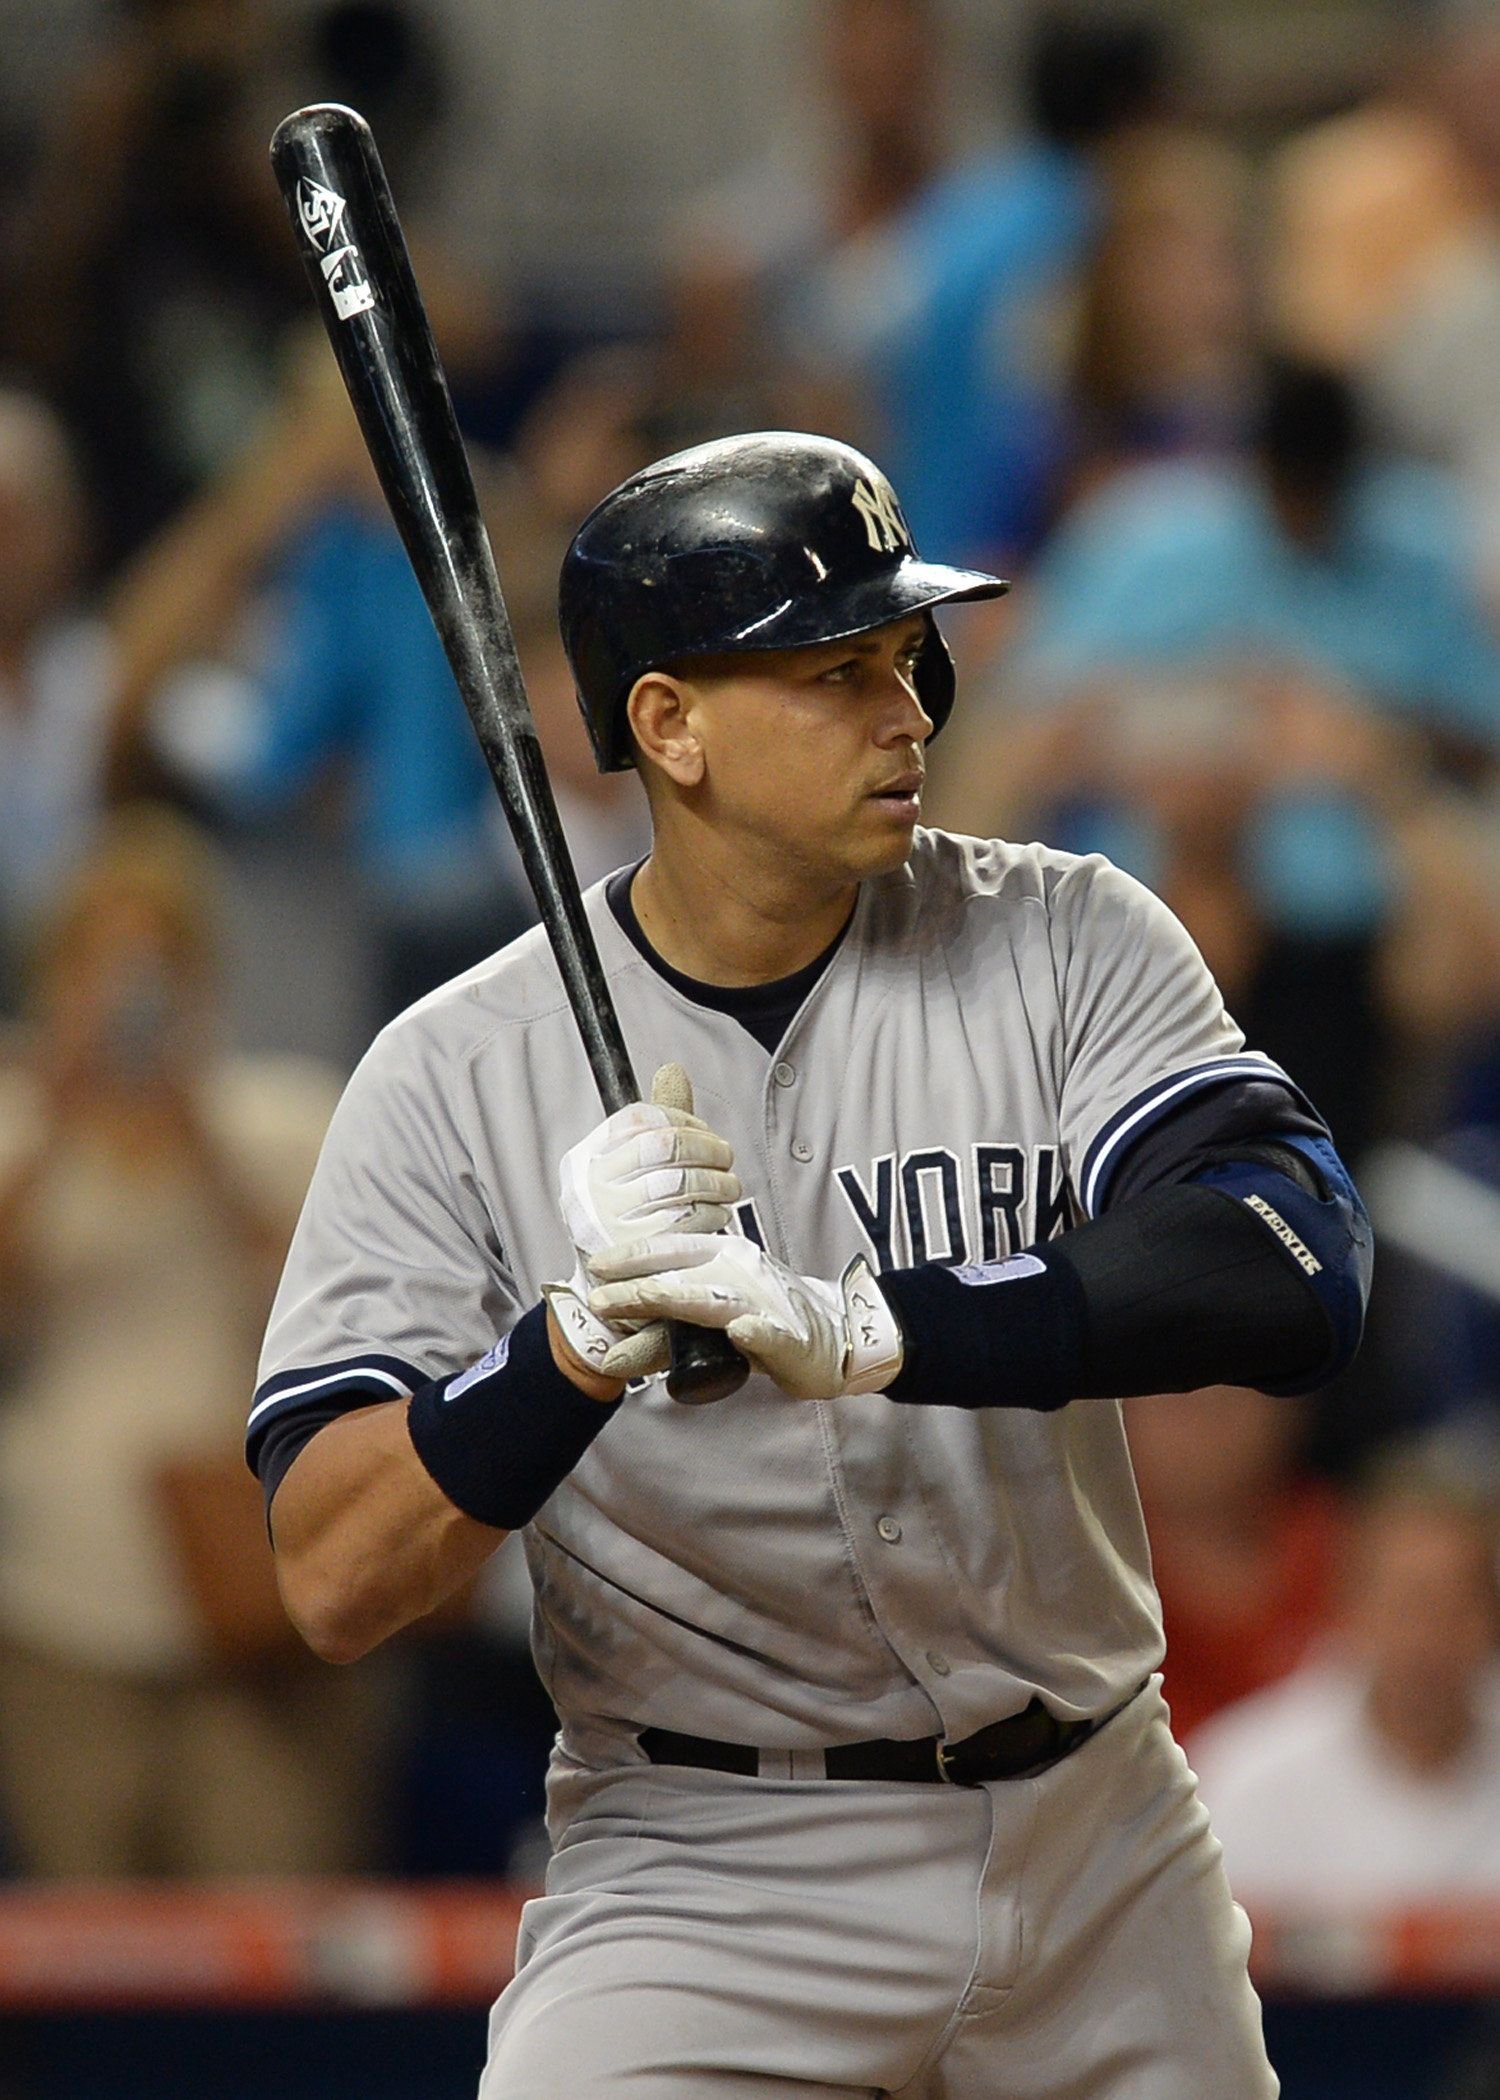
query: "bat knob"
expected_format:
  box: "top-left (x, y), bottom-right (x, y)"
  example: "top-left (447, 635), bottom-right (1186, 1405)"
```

top-left (666, 1322), bottom-right (749, 1406)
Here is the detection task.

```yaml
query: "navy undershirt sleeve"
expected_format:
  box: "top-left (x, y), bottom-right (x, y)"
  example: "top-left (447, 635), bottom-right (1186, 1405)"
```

top-left (1100, 1077), bottom-right (1329, 1206)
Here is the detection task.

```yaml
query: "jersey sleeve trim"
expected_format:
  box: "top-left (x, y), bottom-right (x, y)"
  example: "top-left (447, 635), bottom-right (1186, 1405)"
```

top-left (1079, 1055), bottom-right (1312, 1219)
top-left (246, 1351), bottom-right (429, 1458)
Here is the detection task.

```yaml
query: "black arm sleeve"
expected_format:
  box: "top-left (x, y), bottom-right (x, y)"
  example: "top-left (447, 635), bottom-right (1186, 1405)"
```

top-left (878, 1080), bottom-right (1368, 1410)
top-left (880, 1178), bottom-right (1331, 1409)
top-left (1054, 1177), bottom-right (1332, 1393)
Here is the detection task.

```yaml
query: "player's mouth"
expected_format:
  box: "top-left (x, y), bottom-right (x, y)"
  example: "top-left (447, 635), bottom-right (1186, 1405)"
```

top-left (868, 770), bottom-right (924, 818)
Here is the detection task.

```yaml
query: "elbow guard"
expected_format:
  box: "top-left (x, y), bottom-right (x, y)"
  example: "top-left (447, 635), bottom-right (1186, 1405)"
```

top-left (1185, 1133), bottom-right (1372, 1393)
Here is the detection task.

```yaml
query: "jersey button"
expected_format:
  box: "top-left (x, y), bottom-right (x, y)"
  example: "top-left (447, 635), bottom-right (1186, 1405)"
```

top-left (926, 1651), bottom-right (952, 1677)
top-left (876, 1515), bottom-right (902, 1544)
top-left (773, 1061), bottom-right (796, 1087)
top-left (791, 1139), bottom-right (814, 1162)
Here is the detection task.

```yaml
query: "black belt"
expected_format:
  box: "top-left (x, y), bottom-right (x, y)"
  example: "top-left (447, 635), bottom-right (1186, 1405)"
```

top-left (639, 1683), bottom-right (1146, 1787)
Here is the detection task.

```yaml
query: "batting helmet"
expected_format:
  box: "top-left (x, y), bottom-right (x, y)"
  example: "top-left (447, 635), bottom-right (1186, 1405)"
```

top-left (559, 431), bottom-right (1009, 773)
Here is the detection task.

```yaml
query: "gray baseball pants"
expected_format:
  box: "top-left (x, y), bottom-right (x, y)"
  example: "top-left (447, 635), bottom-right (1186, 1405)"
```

top-left (481, 1679), bottom-right (1278, 2098)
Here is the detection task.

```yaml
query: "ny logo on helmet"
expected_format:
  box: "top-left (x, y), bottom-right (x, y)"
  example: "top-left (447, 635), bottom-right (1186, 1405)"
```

top-left (851, 477), bottom-right (912, 555)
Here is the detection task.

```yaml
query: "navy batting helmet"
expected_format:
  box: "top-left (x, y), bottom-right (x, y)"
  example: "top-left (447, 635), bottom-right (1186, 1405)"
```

top-left (559, 431), bottom-right (1009, 773)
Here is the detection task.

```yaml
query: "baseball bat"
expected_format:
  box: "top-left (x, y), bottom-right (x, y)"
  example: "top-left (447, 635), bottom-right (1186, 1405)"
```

top-left (269, 102), bottom-right (747, 1406)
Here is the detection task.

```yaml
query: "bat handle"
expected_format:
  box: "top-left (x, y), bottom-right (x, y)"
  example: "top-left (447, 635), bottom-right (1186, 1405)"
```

top-left (667, 1321), bottom-right (749, 1405)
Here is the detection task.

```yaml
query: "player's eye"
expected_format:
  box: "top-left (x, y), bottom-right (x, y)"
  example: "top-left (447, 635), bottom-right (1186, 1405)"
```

top-left (818, 657), bottom-right (861, 684)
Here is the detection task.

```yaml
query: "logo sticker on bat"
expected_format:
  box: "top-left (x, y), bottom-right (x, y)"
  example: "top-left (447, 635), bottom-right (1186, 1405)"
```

top-left (296, 176), bottom-right (376, 321)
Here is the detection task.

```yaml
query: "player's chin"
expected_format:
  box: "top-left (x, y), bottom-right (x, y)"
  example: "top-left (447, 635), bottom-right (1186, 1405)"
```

top-left (865, 791), bottom-right (923, 840)
top-left (844, 802), bottom-right (921, 875)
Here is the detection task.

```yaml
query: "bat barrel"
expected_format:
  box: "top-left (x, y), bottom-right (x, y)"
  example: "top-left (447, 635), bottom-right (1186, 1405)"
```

top-left (270, 105), bottom-right (747, 1403)
top-left (270, 104), bottom-right (637, 1112)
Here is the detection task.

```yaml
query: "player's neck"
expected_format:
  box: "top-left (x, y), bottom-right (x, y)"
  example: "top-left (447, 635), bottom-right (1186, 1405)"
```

top-left (630, 846), bottom-right (856, 988)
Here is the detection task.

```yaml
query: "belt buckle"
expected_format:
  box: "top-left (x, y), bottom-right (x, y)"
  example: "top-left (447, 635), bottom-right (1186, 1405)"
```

top-left (937, 1715), bottom-right (1032, 1786)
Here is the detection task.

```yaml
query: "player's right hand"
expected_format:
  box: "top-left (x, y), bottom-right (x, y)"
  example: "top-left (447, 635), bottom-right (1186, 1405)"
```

top-left (546, 1064), bottom-right (740, 1387)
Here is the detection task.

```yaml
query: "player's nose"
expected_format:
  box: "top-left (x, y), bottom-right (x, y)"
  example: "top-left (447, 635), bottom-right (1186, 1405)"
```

top-left (881, 664), bottom-right (935, 745)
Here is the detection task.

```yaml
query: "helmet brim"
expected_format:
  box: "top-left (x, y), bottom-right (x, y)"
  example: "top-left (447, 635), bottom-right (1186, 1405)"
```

top-left (707, 557), bottom-right (1009, 654)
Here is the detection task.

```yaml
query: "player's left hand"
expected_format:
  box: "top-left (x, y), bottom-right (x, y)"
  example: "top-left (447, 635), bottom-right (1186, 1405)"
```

top-left (587, 1236), bottom-right (904, 1400)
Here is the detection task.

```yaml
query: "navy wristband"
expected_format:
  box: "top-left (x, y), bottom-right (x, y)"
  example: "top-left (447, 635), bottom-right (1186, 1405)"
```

top-left (406, 1302), bottom-right (619, 1531)
top-left (880, 1253), bottom-right (1085, 1410)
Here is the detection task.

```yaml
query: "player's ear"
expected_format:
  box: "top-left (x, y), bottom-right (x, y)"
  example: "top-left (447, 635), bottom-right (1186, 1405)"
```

top-left (627, 672), bottom-right (705, 788)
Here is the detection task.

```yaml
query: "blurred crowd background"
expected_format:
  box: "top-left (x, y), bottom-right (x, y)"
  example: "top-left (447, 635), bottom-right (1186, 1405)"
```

top-left (1, 0), bottom-right (1499, 1951)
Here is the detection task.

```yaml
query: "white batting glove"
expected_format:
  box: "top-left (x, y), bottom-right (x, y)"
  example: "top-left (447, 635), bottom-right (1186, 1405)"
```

top-left (544, 1064), bottom-right (740, 1383)
top-left (559, 1062), bottom-right (739, 1262)
top-left (587, 1236), bottom-right (904, 1400)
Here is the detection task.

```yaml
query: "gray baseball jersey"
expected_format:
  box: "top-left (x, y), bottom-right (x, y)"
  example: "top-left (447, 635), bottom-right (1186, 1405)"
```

top-left (250, 828), bottom-right (1296, 1765)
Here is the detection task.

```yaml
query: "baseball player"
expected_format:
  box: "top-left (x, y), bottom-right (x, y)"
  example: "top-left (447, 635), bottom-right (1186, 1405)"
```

top-left (249, 432), bottom-right (1370, 2098)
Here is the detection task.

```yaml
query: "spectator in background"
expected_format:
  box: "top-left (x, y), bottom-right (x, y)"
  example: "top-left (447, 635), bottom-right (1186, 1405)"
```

top-left (1126, 1384), bottom-right (1346, 1744)
top-left (1269, 0), bottom-right (1500, 606)
top-left (0, 363), bottom-right (483, 1042)
top-left (854, 5), bottom-right (1179, 565)
top-left (105, 340), bottom-right (536, 1030)
top-left (933, 358), bottom-right (1500, 1160)
top-left (1, 0), bottom-right (496, 588)
top-left (509, 256), bottom-right (853, 522)
top-left (0, 806), bottom-right (381, 1877)
top-left (108, 333), bottom-right (656, 1032)
top-left (2, 0), bottom-right (306, 579)
top-left (1065, 124), bottom-right (1253, 496)
top-left (1266, 8), bottom-right (1483, 379)
top-left (299, 0), bottom-right (450, 207)
top-left (676, 2), bottom-right (1174, 567)
top-left (994, 358), bottom-right (1500, 763)
top-left (1190, 1444), bottom-right (1500, 1906)
top-left (667, 0), bottom-right (959, 509)
top-left (0, 391), bottom-right (112, 1016)
top-left (209, 455), bottom-right (538, 1025)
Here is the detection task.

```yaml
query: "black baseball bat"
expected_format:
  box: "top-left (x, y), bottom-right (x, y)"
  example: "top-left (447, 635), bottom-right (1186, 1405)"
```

top-left (269, 102), bottom-right (747, 1406)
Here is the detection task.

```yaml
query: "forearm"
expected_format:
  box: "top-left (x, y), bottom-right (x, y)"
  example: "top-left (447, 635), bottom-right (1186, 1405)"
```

top-left (267, 1307), bottom-right (620, 1663)
top-left (583, 1127), bottom-right (1371, 1407)
top-left (269, 1400), bottom-right (504, 1663)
